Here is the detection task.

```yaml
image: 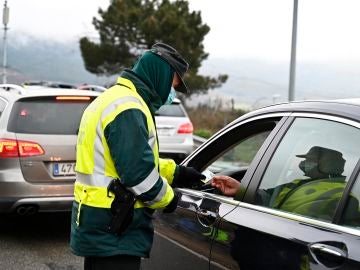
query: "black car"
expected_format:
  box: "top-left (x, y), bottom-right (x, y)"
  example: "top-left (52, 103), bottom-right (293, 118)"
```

top-left (144, 99), bottom-right (360, 270)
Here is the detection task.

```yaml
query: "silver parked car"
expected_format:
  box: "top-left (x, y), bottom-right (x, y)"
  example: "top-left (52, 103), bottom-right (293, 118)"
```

top-left (0, 84), bottom-right (99, 215)
top-left (155, 98), bottom-right (194, 162)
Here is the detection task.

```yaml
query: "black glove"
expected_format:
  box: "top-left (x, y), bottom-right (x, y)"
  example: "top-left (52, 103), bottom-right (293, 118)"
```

top-left (173, 165), bottom-right (205, 188)
top-left (163, 191), bottom-right (181, 213)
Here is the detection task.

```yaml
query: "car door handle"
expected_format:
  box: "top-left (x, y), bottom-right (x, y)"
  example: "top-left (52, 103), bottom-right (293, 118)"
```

top-left (196, 208), bottom-right (218, 227)
top-left (197, 209), bottom-right (213, 217)
top-left (309, 243), bottom-right (347, 258)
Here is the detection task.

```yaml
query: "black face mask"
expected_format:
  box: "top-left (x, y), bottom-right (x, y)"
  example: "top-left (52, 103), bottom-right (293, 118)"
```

top-left (299, 159), bottom-right (318, 175)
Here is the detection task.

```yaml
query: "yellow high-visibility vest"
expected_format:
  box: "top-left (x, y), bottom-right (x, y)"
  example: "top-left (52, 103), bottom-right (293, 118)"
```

top-left (74, 77), bottom-right (175, 219)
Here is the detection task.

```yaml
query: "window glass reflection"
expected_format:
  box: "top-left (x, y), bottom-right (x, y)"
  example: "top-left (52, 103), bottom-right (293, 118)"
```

top-left (256, 118), bottom-right (360, 222)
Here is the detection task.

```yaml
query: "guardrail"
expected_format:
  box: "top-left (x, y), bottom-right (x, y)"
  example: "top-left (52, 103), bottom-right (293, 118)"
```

top-left (193, 135), bottom-right (207, 148)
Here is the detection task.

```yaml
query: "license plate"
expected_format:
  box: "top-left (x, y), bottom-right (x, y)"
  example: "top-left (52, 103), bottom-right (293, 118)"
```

top-left (53, 162), bottom-right (76, 176)
top-left (157, 128), bottom-right (173, 136)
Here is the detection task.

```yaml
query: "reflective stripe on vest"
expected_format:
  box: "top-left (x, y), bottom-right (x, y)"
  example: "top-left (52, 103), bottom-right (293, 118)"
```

top-left (74, 178), bottom-right (172, 210)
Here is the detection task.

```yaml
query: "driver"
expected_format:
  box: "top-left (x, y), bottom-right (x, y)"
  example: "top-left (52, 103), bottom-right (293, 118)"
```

top-left (211, 146), bottom-right (350, 219)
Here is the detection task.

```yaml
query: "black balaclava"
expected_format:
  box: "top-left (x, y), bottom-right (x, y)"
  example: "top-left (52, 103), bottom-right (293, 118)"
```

top-left (121, 51), bottom-right (174, 114)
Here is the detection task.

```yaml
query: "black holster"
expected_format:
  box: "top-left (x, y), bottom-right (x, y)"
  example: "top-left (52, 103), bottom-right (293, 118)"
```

top-left (107, 179), bottom-right (136, 235)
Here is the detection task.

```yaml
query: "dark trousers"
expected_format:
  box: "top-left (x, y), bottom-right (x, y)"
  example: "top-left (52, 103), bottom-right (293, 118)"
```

top-left (84, 255), bottom-right (141, 270)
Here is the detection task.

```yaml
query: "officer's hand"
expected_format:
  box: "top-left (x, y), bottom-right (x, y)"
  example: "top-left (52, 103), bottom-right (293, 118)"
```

top-left (173, 165), bottom-right (205, 188)
top-left (163, 191), bottom-right (181, 213)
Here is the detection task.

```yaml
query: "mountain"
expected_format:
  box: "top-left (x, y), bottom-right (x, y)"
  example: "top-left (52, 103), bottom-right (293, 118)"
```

top-left (195, 58), bottom-right (360, 108)
top-left (5, 34), bottom-right (115, 86)
top-left (3, 34), bottom-right (360, 108)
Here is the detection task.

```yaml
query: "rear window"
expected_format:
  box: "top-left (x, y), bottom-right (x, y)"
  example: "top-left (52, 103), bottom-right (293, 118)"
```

top-left (0, 98), bottom-right (6, 118)
top-left (7, 96), bottom-right (95, 134)
top-left (155, 103), bottom-right (186, 117)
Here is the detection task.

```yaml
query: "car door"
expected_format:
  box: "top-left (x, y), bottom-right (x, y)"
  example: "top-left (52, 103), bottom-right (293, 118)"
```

top-left (202, 113), bottom-right (360, 269)
top-left (147, 114), bottom-right (288, 270)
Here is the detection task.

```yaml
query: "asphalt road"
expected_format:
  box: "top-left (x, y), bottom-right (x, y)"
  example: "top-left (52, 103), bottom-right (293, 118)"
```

top-left (0, 213), bottom-right (213, 270)
top-left (0, 212), bottom-right (81, 270)
top-left (142, 231), bottom-right (211, 270)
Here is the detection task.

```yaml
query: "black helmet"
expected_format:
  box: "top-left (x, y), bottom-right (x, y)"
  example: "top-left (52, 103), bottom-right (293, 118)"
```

top-left (150, 43), bottom-right (189, 93)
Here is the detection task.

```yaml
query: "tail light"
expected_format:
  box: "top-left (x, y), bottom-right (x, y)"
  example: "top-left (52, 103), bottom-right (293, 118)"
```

top-left (177, 122), bottom-right (193, 134)
top-left (0, 139), bottom-right (44, 158)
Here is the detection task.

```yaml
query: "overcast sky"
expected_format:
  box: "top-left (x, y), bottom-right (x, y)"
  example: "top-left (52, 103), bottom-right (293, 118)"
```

top-left (7, 0), bottom-right (360, 62)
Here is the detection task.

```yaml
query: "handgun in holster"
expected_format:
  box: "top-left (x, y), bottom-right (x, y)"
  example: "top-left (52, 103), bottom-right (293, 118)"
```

top-left (107, 179), bottom-right (136, 235)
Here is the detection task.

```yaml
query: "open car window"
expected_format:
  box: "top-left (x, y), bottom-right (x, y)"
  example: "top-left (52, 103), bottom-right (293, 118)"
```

top-left (208, 131), bottom-right (271, 173)
top-left (185, 117), bottom-right (284, 193)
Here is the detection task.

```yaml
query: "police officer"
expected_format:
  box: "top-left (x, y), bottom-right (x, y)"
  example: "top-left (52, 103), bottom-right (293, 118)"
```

top-left (70, 43), bottom-right (204, 270)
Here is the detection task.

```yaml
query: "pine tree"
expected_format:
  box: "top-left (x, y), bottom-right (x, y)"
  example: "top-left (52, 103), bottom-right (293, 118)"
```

top-left (80, 0), bottom-right (227, 96)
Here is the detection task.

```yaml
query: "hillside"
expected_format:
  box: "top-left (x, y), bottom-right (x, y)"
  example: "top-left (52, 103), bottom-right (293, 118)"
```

top-left (3, 34), bottom-right (360, 108)
top-left (5, 35), bottom-right (115, 86)
top-left (194, 58), bottom-right (360, 108)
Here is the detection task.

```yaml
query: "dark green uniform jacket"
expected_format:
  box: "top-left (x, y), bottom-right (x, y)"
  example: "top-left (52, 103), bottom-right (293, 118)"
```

top-left (70, 51), bottom-right (179, 257)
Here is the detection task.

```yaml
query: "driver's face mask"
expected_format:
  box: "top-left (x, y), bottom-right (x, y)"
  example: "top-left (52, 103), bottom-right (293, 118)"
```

top-left (164, 87), bottom-right (176, 105)
top-left (299, 159), bottom-right (318, 175)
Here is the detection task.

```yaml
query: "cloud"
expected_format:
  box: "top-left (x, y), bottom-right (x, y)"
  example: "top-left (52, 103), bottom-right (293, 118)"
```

top-left (5, 0), bottom-right (360, 62)
top-left (8, 0), bottom-right (108, 42)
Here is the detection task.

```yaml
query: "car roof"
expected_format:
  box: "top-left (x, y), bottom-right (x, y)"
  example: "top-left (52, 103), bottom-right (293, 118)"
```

top-left (0, 86), bottom-right (99, 102)
top-left (22, 81), bottom-right (78, 89)
top-left (234, 98), bottom-right (360, 124)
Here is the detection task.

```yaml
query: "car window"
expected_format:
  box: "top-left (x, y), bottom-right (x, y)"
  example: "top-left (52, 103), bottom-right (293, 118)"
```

top-left (340, 173), bottom-right (360, 229)
top-left (255, 117), bottom-right (360, 222)
top-left (7, 97), bottom-right (94, 135)
top-left (155, 103), bottom-right (185, 117)
top-left (208, 130), bottom-right (271, 172)
top-left (187, 118), bottom-right (280, 186)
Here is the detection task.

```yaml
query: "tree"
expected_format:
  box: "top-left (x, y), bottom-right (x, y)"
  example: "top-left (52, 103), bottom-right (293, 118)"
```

top-left (80, 0), bottom-right (228, 96)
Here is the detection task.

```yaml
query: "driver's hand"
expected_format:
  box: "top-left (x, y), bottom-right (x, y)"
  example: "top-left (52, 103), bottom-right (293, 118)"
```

top-left (211, 175), bottom-right (240, 197)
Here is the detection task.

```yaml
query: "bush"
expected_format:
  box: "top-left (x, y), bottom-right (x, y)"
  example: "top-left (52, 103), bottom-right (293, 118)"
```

top-left (186, 97), bottom-right (249, 134)
top-left (194, 129), bottom-right (212, 138)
